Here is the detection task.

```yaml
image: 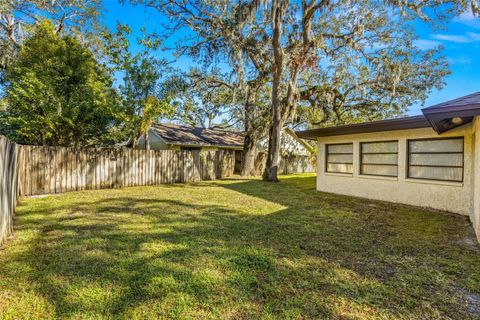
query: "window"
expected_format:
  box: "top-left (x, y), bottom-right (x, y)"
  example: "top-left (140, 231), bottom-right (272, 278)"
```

top-left (325, 143), bottom-right (353, 174)
top-left (360, 141), bottom-right (398, 177)
top-left (407, 138), bottom-right (464, 182)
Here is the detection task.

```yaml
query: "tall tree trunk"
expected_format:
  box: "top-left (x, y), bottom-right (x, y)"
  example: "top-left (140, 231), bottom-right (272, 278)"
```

top-left (263, 113), bottom-right (283, 182)
top-left (241, 134), bottom-right (257, 176)
top-left (263, 0), bottom-right (284, 182)
top-left (241, 86), bottom-right (258, 176)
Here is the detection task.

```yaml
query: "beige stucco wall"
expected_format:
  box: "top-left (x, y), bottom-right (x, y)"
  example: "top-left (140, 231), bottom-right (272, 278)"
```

top-left (316, 123), bottom-right (475, 217)
top-left (472, 117), bottom-right (480, 241)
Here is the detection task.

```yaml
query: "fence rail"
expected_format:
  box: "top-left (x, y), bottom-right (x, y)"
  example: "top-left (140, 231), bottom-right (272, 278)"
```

top-left (18, 146), bottom-right (235, 196)
top-left (0, 136), bottom-right (20, 245)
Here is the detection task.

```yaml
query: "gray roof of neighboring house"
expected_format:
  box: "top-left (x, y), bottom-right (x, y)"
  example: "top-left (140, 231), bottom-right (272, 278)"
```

top-left (151, 123), bottom-right (244, 148)
top-left (296, 92), bottom-right (480, 139)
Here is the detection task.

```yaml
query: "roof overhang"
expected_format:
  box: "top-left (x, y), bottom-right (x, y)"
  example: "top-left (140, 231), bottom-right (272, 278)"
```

top-left (167, 142), bottom-right (243, 150)
top-left (421, 104), bottom-right (480, 134)
top-left (296, 92), bottom-right (480, 140)
top-left (296, 115), bottom-right (430, 140)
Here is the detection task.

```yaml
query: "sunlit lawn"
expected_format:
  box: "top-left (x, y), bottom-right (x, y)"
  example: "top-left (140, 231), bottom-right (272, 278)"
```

top-left (0, 174), bottom-right (479, 319)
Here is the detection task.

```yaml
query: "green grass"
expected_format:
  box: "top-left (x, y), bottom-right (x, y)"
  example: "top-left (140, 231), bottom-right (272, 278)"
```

top-left (1, 174), bottom-right (480, 319)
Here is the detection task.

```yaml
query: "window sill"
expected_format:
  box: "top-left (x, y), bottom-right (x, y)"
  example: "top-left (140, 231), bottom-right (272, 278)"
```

top-left (324, 172), bottom-right (353, 177)
top-left (358, 175), bottom-right (398, 181)
top-left (404, 178), bottom-right (463, 187)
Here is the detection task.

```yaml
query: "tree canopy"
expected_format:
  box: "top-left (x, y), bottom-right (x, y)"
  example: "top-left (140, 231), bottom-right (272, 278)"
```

top-left (0, 20), bottom-right (121, 147)
top-left (103, 23), bottom-right (177, 148)
top-left (135, 0), bottom-right (470, 180)
top-left (0, 0), bottom-right (104, 73)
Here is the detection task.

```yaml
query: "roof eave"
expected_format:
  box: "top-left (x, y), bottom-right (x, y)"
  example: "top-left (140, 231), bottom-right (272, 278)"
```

top-left (296, 116), bottom-right (430, 140)
top-left (167, 142), bottom-right (243, 149)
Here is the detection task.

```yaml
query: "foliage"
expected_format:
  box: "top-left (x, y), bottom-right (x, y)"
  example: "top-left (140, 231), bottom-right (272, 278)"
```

top-left (0, 0), bottom-right (104, 73)
top-left (295, 4), bottom-right (450, 127)
top-left (163, 69), bottom-right (240, 129)
top-left (0, 175), bottom-right (479, 318)
top-left (0, 20), bottom-right (122, 147)
top-left (135, 0), bottom-right (470, 181)
top-left (104, 23), bottom-right (175, 147)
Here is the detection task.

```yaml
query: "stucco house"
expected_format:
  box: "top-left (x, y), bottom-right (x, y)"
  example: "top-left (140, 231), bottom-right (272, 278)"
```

top-left (138, 123), bottom-right (315, 174)
top-left (296, 92), bottom-right (480, 242)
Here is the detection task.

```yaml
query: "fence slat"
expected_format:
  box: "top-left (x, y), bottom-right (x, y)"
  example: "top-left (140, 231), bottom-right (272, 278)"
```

top-left (13, 143), bottom-right (314, 196)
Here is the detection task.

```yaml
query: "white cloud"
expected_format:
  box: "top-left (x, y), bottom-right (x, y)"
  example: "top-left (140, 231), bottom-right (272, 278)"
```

top-left (454, 11), bottom-right (480, 29)
top-left (467, 32), bottom-right (480, 41)
top-left (447, 55), bottom-right (472, 65)
top-left (430, 34), bottom-right (473, 43)
top-left (413, 39), bottom-right (442, 50)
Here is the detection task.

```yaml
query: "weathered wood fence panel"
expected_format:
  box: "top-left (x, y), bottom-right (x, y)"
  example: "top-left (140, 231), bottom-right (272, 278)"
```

top-left (279, 154), bottom-right (316, 175)
top-left (0, 136), bottom-right (20, 246)
top-left (254, 152), bottom-right (316, 176)
top-left (18, 146), bottom-right (235, 196)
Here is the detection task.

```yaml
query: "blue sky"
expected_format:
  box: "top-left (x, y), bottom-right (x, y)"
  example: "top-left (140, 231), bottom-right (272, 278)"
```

top-left (102, 1), bottom-right (480, 116)
top-left (410, 11), bottom-right (480, 114)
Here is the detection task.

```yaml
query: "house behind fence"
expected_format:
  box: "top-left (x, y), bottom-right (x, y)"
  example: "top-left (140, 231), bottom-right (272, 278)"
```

top-left (8, 140), bottom-right (315, 197)
top-left (138, 123), bottom-right (316, 175)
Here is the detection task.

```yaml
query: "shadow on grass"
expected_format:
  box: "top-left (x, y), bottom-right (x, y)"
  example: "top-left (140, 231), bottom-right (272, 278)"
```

top-left (1, 175), bottom-right (480, 319)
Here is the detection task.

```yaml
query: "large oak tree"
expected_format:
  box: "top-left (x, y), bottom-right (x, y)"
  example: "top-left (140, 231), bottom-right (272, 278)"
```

top-left (132, 0), bottom-right (478, 181)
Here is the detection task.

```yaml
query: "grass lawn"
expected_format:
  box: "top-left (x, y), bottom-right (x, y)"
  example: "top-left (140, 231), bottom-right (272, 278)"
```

top-left (1, 174), bottom-right (480, 319)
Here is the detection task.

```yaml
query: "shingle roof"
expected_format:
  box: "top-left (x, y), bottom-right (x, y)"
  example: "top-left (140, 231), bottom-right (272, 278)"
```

top-left (424, 91), bottom-right (480, 111)
top-left (151, 123), bottom-right (244, 148)
top-left (422, 91), bottom-right (480, 133)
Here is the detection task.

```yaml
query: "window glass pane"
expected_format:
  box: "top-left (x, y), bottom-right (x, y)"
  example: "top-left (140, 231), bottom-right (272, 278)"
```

top-left (409, 153), bottom-right (463, 167)
top-left (408, 138), bottom-right (464, 182)
top-left (361, 164), bottom-right (397, 176)
top-left (362, 154), bottom-right (398, 165)
top-left (327, 163), bottom-right (353, 173)
top-left (360, 141), bottom-right (398, 177)
top-left (409, 166), bottom-right (462, 181)
top-left (362, 141), bottom-right (398, 153)
top-left (327, 144), bottom-right (353, 154)
top-left (409, 139), bottom-right (463, 153)
top-left (327, 154), bottom-right (353, 164)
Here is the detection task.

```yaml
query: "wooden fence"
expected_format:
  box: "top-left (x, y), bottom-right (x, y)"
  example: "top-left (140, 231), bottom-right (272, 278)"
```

top-left (1, 135), bottom-right (314, 245)
top-left (254, 152), bottom-right (316, 176)
top-left (0, 136), bottom-right (20, 246)
top-left (279, 154), bottom-right (316, 174)
top-left (18, 146), bottom-right (235, 196)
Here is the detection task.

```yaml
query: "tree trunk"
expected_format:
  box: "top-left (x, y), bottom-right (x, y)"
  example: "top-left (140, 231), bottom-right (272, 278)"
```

top-left (240, 86), bottom-right (259, 176)
top-left (241, 134), bottom-right (257, 176)
top-left (263, 117), bottom-right (282, 182)
top-left (263, 66), bottom-right (283, 182)
top-left (263, 0), bottom-right (284, 182)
